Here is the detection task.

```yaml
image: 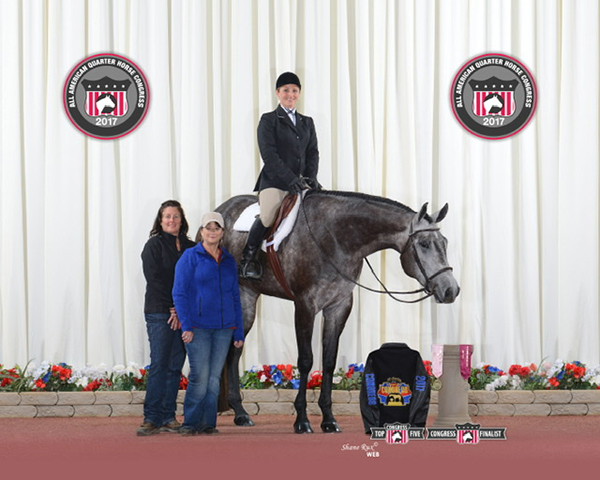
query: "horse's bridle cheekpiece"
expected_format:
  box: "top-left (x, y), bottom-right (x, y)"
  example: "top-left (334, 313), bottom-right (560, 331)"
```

top-left (401, 226), bottom-right (454, 297)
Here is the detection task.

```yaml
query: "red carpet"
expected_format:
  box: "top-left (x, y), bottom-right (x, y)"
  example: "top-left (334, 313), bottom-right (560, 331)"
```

top-left (1, 415), bottom-right (598, 479)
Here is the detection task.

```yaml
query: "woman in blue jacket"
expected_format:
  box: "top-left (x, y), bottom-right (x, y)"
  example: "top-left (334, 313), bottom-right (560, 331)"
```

top-left (173, 211), bottom-right (244, 435)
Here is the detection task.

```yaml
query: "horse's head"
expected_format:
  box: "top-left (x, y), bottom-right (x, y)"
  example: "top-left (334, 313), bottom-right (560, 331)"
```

top-left (400, 203), bottom-right (460, 303)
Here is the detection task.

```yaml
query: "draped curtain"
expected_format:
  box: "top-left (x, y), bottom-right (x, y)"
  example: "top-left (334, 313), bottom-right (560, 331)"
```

top-left (1, 0), bottom-right (598, 372)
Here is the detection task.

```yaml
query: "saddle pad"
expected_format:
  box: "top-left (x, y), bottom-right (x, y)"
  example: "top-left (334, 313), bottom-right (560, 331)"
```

top-left (233, 193), bottom-right (303, 252)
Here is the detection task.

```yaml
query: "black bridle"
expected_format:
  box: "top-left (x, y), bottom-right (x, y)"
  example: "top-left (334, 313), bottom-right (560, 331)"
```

top-left (400, 226), bottom-right (454, 297)
top-left (300, 195), bottom-right (452, 304)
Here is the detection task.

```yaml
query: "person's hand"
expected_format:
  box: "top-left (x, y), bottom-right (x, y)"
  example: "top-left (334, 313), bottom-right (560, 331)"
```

top-left (168, 308), bottom-right (181, 330)
top-left (182, 330), bottom-right (193, 343)
top-left (304, 177), bottom-right (321, 190)
top-left (233, 340), bottom-right (244, 349)
top-left (288, 177), bottom-right (304, 194)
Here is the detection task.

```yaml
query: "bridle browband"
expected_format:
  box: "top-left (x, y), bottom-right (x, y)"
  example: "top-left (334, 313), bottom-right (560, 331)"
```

top-left (300, 195), bottom-right (452, 304)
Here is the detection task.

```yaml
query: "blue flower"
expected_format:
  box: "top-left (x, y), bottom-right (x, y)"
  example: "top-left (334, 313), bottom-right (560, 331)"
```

top-left (42, 371), bottom-right (51, 383)
top-left (291, 379), bottom-right (300, 389)
top-left (557, 370), bottom-right (565, 380)
top-left (272, 370), bottom-right (283, 385)
top-left (349, 363), bottom-right (364, 373)
top-left (488, 366), bottom-right (501, 374)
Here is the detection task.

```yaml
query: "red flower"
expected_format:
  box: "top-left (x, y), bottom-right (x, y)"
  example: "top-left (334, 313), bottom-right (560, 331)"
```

top-left (307, 371), bottom-right (322, 389)
top-left (423, 360), bottom-right (433, 377)
top-left (35, 379), bottom-right (46, 389)
top-left (179, 375), bottom-right (189, 390)
top-left (83, 380), bottom-right (100, 391)
top-left (280, 364), bottom-right (293, 381)
top-left (548, 378), bottom-right (560, 387)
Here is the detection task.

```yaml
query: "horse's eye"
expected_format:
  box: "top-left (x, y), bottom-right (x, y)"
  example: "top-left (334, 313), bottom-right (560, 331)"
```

top-left (419, 240), bottom-right (430, 249)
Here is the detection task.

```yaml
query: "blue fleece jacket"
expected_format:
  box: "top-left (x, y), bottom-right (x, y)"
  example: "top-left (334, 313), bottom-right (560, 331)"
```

top-left (172, 243), bottom-right (244, 341)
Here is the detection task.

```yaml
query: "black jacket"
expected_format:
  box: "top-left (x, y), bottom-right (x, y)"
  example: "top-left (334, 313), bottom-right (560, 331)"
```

top-left (254, 105), bottom-right (319, 191)
top-left (141, 231), bottom-right (196, 314)
top-left (360, 343), bottom-right (431, 433)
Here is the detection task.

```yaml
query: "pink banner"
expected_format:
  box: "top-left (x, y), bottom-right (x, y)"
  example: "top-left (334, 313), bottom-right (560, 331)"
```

top-left (432, 344), bottom-right (444, 378)
top-left (459, 344), bottom-right (473, 380)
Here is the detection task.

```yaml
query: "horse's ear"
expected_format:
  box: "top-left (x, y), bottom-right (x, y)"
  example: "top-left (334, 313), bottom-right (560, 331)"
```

top-left (432, 203), bottom-right (449, 223)
top-left (418, 203), bottom-right (428, 221)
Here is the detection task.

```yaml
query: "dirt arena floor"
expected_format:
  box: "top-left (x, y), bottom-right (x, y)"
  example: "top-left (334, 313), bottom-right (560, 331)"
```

top-left (1, 414), bottom-right (598, 479)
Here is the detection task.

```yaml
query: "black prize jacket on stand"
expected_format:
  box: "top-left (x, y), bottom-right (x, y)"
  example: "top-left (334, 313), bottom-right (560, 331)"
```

top-left (360, 342), bottom-right (431, 434)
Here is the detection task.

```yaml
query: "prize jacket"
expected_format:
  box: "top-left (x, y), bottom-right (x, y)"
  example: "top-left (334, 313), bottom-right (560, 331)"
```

top-left (360, 343), bottom-right (431, 433)
top-left (172, 243), bottom-right (244, 342)
top-left (141, 231), bottom-right (196, 314)
top-left (254, 105), bottom-right (319, 191)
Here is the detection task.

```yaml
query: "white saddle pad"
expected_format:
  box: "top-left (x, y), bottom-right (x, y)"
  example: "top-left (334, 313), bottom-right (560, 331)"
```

top-left (233, 193), bottom-right (303, 252)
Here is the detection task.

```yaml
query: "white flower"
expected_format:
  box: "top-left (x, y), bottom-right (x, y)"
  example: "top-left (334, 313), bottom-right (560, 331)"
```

top-left (546, 360), bottom-right (564, 379)
top-left (73, 365), bottom-right (108, 381)
top-left (583, 365), bottom-right (600, 383)
top-left (112, 364), bottom-right (127, 376)
top-left (485, 375), bottom-right (509, 391)
top-left (75, 377), bottom-right (89, 388)
top-left (28, 361), bottom-right (51, 380)
top-left (332, 376), bottom-right (342, 384)
top-left (509, 375), bottom-right (522, 390)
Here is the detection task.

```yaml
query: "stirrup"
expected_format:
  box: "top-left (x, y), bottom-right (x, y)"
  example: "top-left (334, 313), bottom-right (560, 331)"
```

top-left (239, 260), bottom-right (263, 280)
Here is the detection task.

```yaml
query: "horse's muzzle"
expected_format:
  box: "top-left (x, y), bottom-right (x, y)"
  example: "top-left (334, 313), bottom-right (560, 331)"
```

top-left (432, 284), bottom-right (460, 304)
top-left (427, 273), bottom-right (460, 304)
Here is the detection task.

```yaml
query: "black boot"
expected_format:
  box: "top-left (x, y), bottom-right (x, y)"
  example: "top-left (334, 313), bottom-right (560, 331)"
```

top-left (239, 217), bottom-right (269, 280)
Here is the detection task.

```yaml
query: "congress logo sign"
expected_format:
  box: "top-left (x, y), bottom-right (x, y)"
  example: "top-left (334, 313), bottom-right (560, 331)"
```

top-left (451, 53), bottom-right (536, 139)
top-left (64, 53), bottom-right (149, 139)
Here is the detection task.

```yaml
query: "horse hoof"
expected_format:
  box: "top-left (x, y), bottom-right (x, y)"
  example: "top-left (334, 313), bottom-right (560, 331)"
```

top-left (234, 415), bottom-right (255, 427)
top-left (294, 421), bottom-right (314, 434)
top-left (321, 421), bottom-right (342, 433)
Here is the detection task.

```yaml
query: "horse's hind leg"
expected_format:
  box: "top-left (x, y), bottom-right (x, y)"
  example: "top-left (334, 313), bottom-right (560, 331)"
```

top-left (319, 294), bottom-right (353, 433)
top-left (292, 302), bottom-right (316, 434)
top-left (228, 287), bottom-right (258, 426)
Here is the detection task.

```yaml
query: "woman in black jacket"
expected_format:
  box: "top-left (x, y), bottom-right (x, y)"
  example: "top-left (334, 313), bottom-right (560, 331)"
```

top-left (239, 71), bottom-right (321, 280)
top-left (137, 200), bottom-right (196, 436)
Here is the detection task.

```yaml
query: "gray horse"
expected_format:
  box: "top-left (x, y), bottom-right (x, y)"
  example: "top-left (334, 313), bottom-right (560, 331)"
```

top-left (213, 190), bottom-right (460, 434)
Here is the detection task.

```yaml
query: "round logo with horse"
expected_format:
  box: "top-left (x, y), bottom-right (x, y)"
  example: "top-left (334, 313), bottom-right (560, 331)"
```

top-left (451, 53), bottom-right (537, 139)
top-left (63, 53), bottom-right (150, 139)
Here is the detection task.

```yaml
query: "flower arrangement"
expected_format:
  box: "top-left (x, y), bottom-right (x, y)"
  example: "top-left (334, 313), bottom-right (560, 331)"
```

top-left (465, 360), bottom-right (600, 391)
top-left (1, 359), bottom-right (599, 393)
top-left (0, 362), bottom-right (153, 393)
top-left (239, 364), bottom-right (300, 389)
top-left (332, 363), bottom-right (363, 390)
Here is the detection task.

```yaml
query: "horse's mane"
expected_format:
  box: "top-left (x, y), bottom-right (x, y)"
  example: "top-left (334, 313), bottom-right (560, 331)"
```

top-left (305, 189), bottom-right (415, 214)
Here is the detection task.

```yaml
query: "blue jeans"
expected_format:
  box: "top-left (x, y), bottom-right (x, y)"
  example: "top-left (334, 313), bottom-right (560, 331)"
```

top-left (144, 313), bottom-right (186, 427)
top-left (183, 328), bottom-right (233, 431)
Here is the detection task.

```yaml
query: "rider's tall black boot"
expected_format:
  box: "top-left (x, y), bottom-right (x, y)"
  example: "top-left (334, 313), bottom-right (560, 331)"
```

top-left (239, 217), bottom-right (269, 280)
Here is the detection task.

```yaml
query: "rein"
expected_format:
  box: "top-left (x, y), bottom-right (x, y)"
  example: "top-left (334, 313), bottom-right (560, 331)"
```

top-left (299, 193), bottom-right (449, 304)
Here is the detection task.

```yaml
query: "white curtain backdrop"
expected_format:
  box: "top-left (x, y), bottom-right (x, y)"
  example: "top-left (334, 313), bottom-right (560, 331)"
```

top-left (0, 0), bottom-right (598, 372)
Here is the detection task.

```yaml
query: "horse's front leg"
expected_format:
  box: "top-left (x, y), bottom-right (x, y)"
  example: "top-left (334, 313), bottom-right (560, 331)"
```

top-left (319, 294), bottom-right (353, 433)
top-left (293, 303), bottom-right (316, 434)
top-left (227, 342), bottom-right (254, 426)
